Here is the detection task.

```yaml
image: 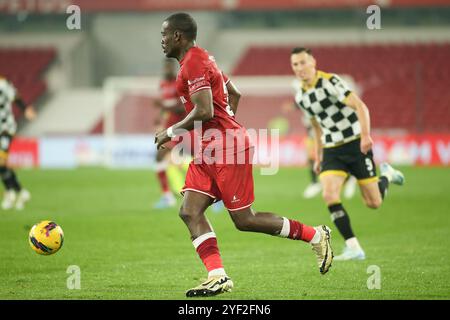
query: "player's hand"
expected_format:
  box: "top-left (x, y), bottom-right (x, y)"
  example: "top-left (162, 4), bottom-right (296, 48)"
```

top-left (24, 106), bottom-right (37, 120)
top-left (360, 135), bottom-right (373, 154)
top-left (313, 160), bottom-right (321, 175)
top-left (155, 129), bottom-right (171, 150)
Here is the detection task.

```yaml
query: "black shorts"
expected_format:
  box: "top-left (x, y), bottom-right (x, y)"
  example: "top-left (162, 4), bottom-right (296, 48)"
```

top-left (320, 138), bottom-right (378, 185)
top-left (0, 132), bottom-right (13, 158)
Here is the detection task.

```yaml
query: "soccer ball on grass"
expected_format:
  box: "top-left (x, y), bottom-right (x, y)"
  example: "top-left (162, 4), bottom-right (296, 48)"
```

top-left (29, 221), bottom-right (64, 255)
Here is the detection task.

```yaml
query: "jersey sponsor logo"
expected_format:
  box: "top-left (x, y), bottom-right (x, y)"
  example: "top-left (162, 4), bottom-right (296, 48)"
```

top-left (187, 76), bottom-right (206, 86)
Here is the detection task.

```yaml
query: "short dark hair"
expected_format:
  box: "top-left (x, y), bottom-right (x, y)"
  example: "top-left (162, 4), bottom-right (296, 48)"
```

top-left (291, 47), bottom-right (312, 55)
top-left (165, 13), bottom-right (197, 41)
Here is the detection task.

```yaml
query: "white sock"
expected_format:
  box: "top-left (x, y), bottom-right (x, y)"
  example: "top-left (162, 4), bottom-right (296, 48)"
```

top-left (346, 237), bottom-right (362, 251)
top-left (208, 268), bottom-right (227, 278)
top-left (163, 191), bottom-right (175, 199)
top-left (309, 227), bottom-right (321, 244)
top-left (278, 217), bottom-right (290, 238)
top-left (155, 161), bottom-right (168, 172)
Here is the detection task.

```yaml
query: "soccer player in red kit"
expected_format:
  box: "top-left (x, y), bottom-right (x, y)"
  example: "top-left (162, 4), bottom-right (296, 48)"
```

top-left (153, 58), bottom-right (187, 209)
top-left (155, 13), bottom-right (333, 297)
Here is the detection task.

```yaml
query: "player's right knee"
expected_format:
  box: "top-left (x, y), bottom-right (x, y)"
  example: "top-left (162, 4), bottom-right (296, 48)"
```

top-left (364, 197), bottom-right (382, 209)
top-left (233, 218), bottom-right (252, 232)
top-left (179, 206), bottom-right (203, 223)
top-left (179, 206), bottom-right (190, 222)
top-left (229, 212), bottom-right (253, 232)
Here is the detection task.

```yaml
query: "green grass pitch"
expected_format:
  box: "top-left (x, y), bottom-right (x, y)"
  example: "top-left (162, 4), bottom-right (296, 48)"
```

top-left (0, 167), bottom-right (449, 299)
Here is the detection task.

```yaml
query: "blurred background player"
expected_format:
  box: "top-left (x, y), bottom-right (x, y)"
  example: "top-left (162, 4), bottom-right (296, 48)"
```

top-left (287, 81), bottom-right (358, 199)
top-left (153, 58), bottom-right (188, 209)
top-left (290, 47), bottom-right (405, 261)
top-left (0, 75), bottom-right (36, 210)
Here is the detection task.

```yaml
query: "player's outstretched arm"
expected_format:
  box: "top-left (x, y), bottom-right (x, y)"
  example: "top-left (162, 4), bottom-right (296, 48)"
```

top-left (154, 89), bottom-right (213, 150)
top-left (345, 93), bottom-right (373, 154)
top-left (226, 80), bottom-right (241, 115)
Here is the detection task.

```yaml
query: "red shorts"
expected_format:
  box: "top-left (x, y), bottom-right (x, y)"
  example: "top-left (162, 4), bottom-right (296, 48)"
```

top-left (181, 160), bottom-right (255, 211)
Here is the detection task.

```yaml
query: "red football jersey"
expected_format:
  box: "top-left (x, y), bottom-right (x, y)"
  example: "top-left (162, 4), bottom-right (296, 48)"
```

top-left (176, 46), bottom-right (250, 157)
top-left (159, 79), bottom-right (186, 128)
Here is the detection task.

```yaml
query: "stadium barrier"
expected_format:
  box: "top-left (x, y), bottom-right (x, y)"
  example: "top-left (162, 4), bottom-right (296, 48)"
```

top-left (8, 134), bottom-right (450, 169)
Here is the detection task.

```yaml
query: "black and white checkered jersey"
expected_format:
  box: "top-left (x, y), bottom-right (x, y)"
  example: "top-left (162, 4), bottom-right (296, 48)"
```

top-left (294, 70), bottom-right (360, 148)
top-left (292, 79), bottom-right (313, 136)
top-left (0, 78), bottom-right (18, 135)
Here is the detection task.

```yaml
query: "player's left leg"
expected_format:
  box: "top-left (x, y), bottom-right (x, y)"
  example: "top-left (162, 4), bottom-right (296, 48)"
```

top-left (0, 134), bottom-right (30, 210)
top-left (180, 162), bottom-right (233, 297)
top-left (358, 180), bottom-right (383, 209)
top-left (181, 193), bottom-right (233, 297)
top-left (320, 172), bottom-right (365, 261)
top-left (320, 140), bottom-right (366, 261)
top-left (358, 164), bottom-right (405, 208)
top-left (228, 206), bottom-right (333, 275)
top-left (219, 160), bottom-right (332, 274)
top-left (352, 151), bottom-right (405, 209)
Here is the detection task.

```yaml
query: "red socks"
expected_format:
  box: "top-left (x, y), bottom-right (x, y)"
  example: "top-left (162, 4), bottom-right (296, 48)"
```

top-left (193, 232), bottom-right (224, 275)
top-left (157, 170), bottom-right (170, 193)
top-left (280, 217), bottom-right (317, 242)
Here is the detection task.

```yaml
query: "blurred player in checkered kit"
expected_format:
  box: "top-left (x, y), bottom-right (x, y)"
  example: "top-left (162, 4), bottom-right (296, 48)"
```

top-left (0, 75), bottom-right (36, 210)
top-left (289, 75), bottom-right (358, 200)
top-left (290, 47), bottom-right (405, 261)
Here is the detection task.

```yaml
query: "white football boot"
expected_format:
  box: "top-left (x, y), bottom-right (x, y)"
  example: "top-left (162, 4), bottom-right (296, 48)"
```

top-left (153, 192), bottom-right (177, 209)
top-left (334, 245), bottom-right (366, 261)
top-left (1, 190), bottom-right (17, 210)
top-left (186, 275), bottom-right (234, 297)
top-left (380, 163), bottom-right (405, 186)
top-left (311, 225), bottom-right (334, 275)
top-left (303, 182), bottom-right (322, 199)
top-left (15, 189), bottom-right (31, 210)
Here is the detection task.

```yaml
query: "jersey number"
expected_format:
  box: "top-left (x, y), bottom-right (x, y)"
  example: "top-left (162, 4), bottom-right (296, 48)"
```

top-left (365, 158), bottom-right (374, 176)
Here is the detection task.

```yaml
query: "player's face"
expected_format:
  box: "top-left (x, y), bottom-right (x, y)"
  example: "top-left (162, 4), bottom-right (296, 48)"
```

top-left (291, 52), bottom-right (316, 82)
top-left (161, 21), bottom-right (177, 58)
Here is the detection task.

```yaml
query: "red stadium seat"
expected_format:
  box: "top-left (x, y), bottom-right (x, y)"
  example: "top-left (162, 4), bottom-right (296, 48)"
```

top-left (232, 43), bottom-right (450, 132)
top-left (0, 47), bottom-right (55, 103)
top-left (0, 47), bottom-right (56, 121)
